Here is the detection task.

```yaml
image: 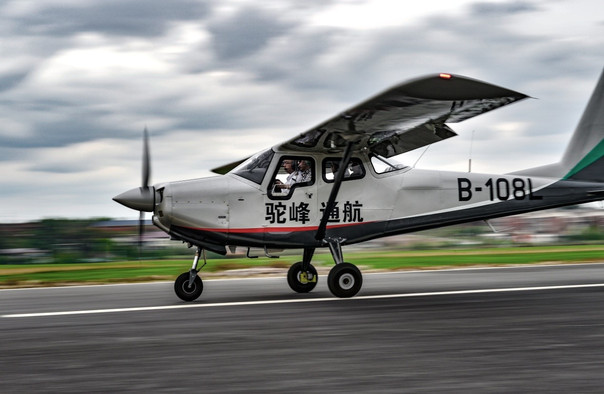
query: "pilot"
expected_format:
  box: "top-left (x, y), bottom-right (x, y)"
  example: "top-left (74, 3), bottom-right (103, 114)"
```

top-left (274, 159), bottom-right (299, 193)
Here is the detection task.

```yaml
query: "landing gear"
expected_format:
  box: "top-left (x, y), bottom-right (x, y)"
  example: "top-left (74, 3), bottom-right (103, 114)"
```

top-left (327, 263), bottom-right (362, 298)
top-left (325, 238), bottom-right (363, 298)
top-left (287, 262), bottom-right (318, 293)
top-left (175, 247), bottom-right (206, 302)
top-left (288, 240), bottom-right (364, 298)
top-left (174, 272), bottom-right (203, 301)
top-left (287, 247), bottom-right (318, 293)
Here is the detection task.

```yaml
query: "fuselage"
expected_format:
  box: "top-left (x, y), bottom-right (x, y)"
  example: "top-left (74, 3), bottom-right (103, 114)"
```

top-left (151, 147), bottom-right (604, 254)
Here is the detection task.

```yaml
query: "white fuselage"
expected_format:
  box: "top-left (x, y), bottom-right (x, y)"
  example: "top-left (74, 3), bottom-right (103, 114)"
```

top-left (152, 149), bottom-right (578, 250)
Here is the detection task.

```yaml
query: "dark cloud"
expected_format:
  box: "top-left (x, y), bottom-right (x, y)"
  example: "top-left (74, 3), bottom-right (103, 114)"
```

top-left (16, 0), bottom-right (209, 37)
top-left (470, 1), bottom-right (540, 17)
top-left (248, 28), bottom-right (342, 84)
top-left (0, 147), bottom-right (27, 162)
top-left (208, 7), bottom-right (291, 61)
top-left (27, 162), bottom-right (82, 174)
top-left (0, 119), bottom-right (117, 149)
top-left (0, 72), bottom-right (29, 92)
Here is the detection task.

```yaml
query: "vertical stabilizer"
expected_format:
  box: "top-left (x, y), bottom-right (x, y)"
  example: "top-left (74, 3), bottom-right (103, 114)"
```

top-left (561, 67), bottom-right (604, 182)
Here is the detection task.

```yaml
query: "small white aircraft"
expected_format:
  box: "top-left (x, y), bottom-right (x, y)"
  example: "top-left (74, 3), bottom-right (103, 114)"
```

top-left (115, 69), bottom-right (604, 301)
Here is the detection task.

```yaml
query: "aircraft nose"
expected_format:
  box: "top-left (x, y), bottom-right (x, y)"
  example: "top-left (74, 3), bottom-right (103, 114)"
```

top-left (113, 186), bottom-right (155, 212)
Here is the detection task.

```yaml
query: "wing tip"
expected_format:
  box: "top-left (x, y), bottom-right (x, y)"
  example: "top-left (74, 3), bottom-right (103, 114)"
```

top-left (398, 73), bottom-right (527, 100)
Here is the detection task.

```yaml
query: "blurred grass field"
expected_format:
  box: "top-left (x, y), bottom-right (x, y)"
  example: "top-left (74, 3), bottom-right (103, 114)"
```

top-left (1, 245), bottom-right (604, 288)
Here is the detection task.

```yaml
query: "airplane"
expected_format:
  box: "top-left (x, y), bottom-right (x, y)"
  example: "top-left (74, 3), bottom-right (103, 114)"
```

top-left (114, 68), bottom-right (604, 301)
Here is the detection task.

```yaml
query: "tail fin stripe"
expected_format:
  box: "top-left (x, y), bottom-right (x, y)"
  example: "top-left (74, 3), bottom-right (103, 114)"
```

top-left (564, 138), bottom-right (604, 180)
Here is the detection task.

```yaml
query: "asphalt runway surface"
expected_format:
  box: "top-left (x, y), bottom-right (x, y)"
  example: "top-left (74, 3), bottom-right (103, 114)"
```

top-left (2, 263), bottom-right (604, 393)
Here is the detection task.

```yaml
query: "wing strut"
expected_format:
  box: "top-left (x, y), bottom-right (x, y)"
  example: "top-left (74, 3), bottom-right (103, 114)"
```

top-left (315, 141), bottom-right (355, 242)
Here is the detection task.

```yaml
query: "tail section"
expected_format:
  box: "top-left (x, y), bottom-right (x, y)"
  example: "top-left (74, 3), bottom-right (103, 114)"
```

top-left (516, 67), bottom-right (604, 182)
top-left (560, 67), bottom-right (604, 181)
top-left (561, 68), bottom-right (604, 182)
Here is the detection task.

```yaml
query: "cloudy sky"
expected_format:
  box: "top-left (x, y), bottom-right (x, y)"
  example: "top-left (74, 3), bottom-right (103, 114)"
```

top-left (1, 0), bottom-right (603, 222)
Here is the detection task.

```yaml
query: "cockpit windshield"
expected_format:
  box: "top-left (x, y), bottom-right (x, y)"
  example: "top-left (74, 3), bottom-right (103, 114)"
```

top-left (370, 154), bottom-right (410, 174)
top-left (230, 148), bottom-right (275, 184)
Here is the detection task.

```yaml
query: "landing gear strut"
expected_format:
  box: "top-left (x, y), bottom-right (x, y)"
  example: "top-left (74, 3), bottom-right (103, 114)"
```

top-left (174, 247), bottom-right (206, 302)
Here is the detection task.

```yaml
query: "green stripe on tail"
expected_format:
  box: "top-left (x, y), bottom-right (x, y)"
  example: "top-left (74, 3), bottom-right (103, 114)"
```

top-left (564, 138), bottom-right (604, 180)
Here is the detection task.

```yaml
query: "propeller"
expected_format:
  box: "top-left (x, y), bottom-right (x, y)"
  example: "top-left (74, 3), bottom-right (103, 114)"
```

top-left (113, 128), bottom-right (155, 255)
top-left (140, 127), bottom-right (151, 251)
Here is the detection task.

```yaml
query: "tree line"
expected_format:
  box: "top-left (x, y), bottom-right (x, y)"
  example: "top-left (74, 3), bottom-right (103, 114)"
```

top-left (0, 218), bottom-right (188, 264)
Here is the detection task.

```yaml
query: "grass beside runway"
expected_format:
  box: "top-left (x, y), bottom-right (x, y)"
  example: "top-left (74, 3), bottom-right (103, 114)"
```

top-left (1, 245), bottom-right (604, 288)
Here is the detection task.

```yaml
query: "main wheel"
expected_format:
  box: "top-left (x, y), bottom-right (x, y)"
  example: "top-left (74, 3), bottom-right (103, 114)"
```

top-left (327, 263), bottom-right (362, 298)
top-left (174, 272), bottom-right (203, 302)
top-left (287, 262), bottom-right (318, 293)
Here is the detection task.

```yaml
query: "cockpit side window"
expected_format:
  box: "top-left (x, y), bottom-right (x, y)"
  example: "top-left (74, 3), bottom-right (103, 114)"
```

top-left (369, 154), bottom-right (410, 174)
top-left (322, 158), bottom-right (365, 182)
top-left (268, 156), bottom-right (315, 200)
top-left (231, 149), bottom-right (274, 184)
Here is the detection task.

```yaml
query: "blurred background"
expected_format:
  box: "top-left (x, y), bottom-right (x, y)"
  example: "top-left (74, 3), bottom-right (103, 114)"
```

top-left (2, 205), bottom-right (603, 265)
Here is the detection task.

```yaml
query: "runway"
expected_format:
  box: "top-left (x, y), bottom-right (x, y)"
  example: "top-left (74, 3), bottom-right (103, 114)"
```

top-left (3, 263), bottom-right (604, 392)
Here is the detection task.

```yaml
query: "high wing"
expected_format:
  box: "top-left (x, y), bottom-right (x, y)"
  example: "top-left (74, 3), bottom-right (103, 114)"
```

top-left (279, 73), bottom-right (528, 157)
top-left (211, 73), bottom-right (528, 174)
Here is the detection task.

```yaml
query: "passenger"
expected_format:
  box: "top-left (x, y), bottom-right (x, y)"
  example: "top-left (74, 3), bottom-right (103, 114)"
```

top-left (297, 160), bottom-right (312, 183)
top-left (349, 162), bottom-right (363, 177)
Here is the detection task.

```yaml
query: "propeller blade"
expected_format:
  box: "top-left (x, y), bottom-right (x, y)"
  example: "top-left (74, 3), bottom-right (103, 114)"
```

top-left (139, 210), bottom-right (145, 255)
top-left (142, 127), bottom-right (151, 188)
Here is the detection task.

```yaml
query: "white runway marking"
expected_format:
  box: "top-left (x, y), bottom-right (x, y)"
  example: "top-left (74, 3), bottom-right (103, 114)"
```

top-left (3, 282), bottom-right (604, 318)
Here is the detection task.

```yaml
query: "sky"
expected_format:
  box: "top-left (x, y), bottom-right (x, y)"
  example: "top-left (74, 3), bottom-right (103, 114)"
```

top-left (1, 0), bottom-right (603, 222)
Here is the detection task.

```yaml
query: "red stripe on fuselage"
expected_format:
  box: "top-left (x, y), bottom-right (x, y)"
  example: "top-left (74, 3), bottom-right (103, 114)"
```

top-left (182, 221), bottom-right (371, 234)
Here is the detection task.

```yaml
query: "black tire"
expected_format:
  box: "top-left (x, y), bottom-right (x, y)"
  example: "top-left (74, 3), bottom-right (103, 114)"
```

top-left (174, 272), bottom-right (203, 302)
top-left (287, 262), bottom-right (318, 293)
top-left (327, 263), bottom-right (362, 298)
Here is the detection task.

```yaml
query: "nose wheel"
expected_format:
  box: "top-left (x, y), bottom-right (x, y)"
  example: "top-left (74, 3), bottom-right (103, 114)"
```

top-left (175, 247), bottom-right (206, 302)
top-left (174, 272), bottom-right (203, 301)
